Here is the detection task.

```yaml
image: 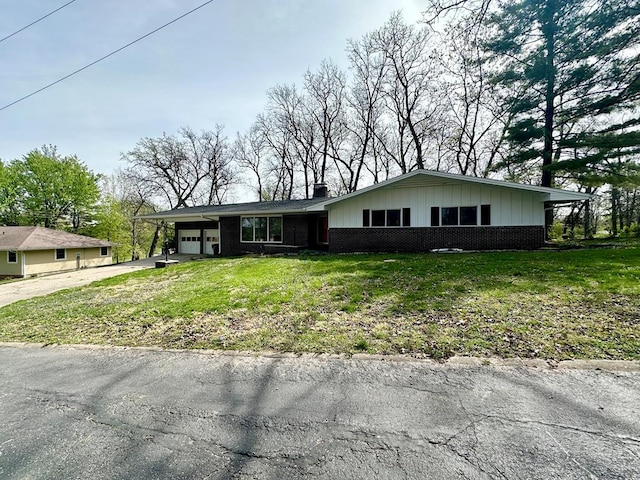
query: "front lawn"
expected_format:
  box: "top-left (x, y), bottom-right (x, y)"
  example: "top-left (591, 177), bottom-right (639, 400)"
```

top-left (1, 247), bottom-right (638, 360)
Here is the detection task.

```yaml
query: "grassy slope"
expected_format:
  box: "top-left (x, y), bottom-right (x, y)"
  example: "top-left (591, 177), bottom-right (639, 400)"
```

top-left (1, 247), bottom-right (638, 360)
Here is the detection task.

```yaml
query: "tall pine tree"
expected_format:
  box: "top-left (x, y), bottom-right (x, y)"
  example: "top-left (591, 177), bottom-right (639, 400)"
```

top-left (485, 0), bottom-right (640, 231)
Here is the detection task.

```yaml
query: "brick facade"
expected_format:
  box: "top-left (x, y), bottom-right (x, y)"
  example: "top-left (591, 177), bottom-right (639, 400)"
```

top-left (174, 221), bottom-right (219, 254)
top-left (219, 215), bottom-right (314, 255)
top-left (328, 226), bottom-right (545, 253)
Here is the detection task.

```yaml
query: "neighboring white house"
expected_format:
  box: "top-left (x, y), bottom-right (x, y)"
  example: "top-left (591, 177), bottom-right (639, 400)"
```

top-left (0, 226), bottom-right (114, 278)
top-left (140, 170), bottom-right (591, 255)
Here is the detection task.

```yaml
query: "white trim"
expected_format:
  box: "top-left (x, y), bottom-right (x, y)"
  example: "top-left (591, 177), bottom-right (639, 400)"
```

top-left (7, 250), bottom-right (17, 264)
top-left (54, 248), bottom-right (66, 261)
top-left (100, 246), bottom-right (109, 257)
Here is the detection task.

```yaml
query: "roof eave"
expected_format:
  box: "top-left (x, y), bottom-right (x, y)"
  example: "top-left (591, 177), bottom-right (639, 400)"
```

top-left (137, 209), bottom-right (312, 221)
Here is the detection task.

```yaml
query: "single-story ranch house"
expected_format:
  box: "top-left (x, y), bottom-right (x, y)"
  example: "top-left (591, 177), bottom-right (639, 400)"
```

top-left (0, 226), bottom-right (113, 278)
top-left (140, 170), bottom-right (591, 255)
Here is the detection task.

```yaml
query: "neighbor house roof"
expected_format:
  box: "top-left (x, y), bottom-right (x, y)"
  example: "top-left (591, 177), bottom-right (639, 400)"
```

top-left (0, 226), bottom-right (113, 251)
top-left (138, 197), bottom-right (328, 222)
top-left (307, 170), bottom-right (592, 210)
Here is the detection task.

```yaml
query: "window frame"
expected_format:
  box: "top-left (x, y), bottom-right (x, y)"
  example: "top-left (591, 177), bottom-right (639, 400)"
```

top-left (371, 210), bottom-right (386, 227)
top-left (481, 204), bottom-right (491, 226)
top-left (441, 207), bottom-right (460, 226)
top-left (240, 215), bottom-right (284, 243)
top-left (7, 251), bottom-right (17, 264)
top-left (55, 248), bottom-right (66, 261)
top-left (459, 206), bottom-right (478, 226)
top-left (362, 208), bottom-right (411, 228)
top-left (432, 206), bottom-right (488, 227)
top-left (100, 246), bottom-right (109, 257)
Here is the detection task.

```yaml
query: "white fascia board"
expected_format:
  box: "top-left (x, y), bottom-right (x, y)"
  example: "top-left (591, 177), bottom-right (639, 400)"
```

top-left (137, 210), bottom-right (309, 222)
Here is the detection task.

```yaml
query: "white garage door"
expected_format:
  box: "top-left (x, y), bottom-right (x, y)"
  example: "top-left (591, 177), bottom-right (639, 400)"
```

top-left (178, 230), bottom-right (201, 254)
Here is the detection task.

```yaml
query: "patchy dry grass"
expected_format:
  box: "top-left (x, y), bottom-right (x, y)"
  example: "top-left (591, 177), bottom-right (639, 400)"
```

top-left (1, 247), bottom-right (639, 360)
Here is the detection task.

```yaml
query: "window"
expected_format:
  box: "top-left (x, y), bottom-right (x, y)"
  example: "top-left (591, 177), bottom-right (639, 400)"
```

top-left (403, 208), bottom-right (411, 227)
top-left (255, 217), bottom-right (267, 241)
top-left (434, 206), bottom-right (483, 226)
top-left (363, 208), bottom-right (411, 227)
top-left (431, 207), bottom-right (440, 227)
top-left (100, 246), bottom-right (108, 256)
top-left (371, 210), bottom-right (386, 227)
top-left (7, 251), bottom-right (17, 263)
top-left (460, 206), bottom-right (478, 226)
top-left (441, 207), bottom-right (459, 226)
top-left (241, 217), bottom-right (254, 242)
top-left (481, 204), bottom-right (491, 225)
top-left (387, 209), bottom-right (401, 227)
top-left (55, 248), bottom-right (66, 260)
top-left (241, 216), bottom-right (283, 243)
top-left (269, 217), bottom-right (282, 242)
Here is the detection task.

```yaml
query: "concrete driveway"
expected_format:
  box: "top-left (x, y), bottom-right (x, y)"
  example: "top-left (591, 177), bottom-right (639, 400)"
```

top-left (0, 254), bottom-right (198, 308)
top-left (0, 345), bottom-right (638, 479)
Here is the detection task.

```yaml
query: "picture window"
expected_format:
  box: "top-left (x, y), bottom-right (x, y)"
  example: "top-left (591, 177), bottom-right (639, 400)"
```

top-left (241, 216), bottom-right (283, 243)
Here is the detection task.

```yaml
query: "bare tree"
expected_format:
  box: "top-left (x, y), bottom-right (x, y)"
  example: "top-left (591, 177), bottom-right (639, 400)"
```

top-left (303, 60), bottom-right (348, 184)
top-left (255, 112), bottom-right (296, 200)
top-left (266, 84), bottom-right (320, 199)
top-left (233, 122), bottom-right (268, 201)
top-left (437, 15), bottom-right (511, 176)
top-left (121, 126), bottom-right (234, 210)
top-left (372, 12), bottom-right (443, 173)
top-left (122, 126), bottom-right (235, 255)
top-left (343, 32), bottom-right (388, 190)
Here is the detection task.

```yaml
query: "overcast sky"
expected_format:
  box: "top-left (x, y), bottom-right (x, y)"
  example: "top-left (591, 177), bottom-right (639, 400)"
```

top-left (0, 0), bottom-right (425, 185)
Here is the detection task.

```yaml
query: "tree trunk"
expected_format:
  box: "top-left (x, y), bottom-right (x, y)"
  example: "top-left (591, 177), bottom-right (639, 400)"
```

top-left (611, 188), bottom-right (618, 236)
top-left (148, 221), bottom-right (162, 258)
top-left (541, 1), bottom-right (557, 239)
top-left (584, 200), bottom-right (591, 238)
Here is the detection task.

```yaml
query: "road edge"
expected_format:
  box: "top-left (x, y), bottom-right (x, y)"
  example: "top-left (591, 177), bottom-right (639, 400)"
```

top-left (1, 341), bottom-right (639, 372)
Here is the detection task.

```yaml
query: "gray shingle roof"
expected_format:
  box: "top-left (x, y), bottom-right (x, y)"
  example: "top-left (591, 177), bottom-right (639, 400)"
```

top-left (139, 197), bottom-right (328, 220)
top-left (0, 226), bottom-right (114, 251)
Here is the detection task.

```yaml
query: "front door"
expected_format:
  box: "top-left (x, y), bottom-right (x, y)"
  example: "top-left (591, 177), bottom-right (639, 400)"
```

top-left (318, 216), bottom-right (328, 244)
top-left (204, 229), bottom-right (219, 255)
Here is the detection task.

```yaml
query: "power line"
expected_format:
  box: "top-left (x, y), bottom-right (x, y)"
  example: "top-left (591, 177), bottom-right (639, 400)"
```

top-left (0, 0), bottom-right (216, 112)
top-left (0, 0), bottom-right (79, 44)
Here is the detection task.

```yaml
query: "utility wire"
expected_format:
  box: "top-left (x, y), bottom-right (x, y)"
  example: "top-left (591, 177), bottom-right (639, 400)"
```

top-left (0, 0), bottom-right (216, 112)
top-left (0, 0), bottom-right (78, 44)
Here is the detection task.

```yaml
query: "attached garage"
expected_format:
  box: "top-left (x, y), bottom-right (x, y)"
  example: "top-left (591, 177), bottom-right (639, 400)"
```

top-left (178, 230), bottom-right (201, 254)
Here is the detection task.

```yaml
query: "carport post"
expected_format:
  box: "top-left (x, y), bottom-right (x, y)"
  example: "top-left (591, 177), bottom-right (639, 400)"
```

top-left (163, 222), bottom-right (169, 261)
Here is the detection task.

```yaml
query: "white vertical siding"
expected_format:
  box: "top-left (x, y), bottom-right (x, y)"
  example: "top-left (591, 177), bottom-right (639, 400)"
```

top-left (327, 182), bottom-right (546, 228)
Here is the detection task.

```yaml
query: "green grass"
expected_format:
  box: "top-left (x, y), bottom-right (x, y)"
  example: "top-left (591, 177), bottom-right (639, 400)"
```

top-left (1, 246), bottom-right (639, 360)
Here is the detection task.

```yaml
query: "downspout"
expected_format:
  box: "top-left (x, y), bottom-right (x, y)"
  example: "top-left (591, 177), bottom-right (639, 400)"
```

top-left (21, 251), bottom-right (25, 277)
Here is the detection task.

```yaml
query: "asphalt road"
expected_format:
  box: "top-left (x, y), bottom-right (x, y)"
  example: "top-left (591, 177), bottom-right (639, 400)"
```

top-left (0, 345), bottom-right (638, 479)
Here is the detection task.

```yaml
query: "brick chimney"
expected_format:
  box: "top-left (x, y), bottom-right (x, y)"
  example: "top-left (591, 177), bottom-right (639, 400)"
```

top-left (313, 182), bottom-right (328, 198)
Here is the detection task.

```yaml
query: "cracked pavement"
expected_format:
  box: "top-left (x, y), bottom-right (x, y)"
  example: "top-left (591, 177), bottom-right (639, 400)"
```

top-left (0, 345), bottom-right (638, 479)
